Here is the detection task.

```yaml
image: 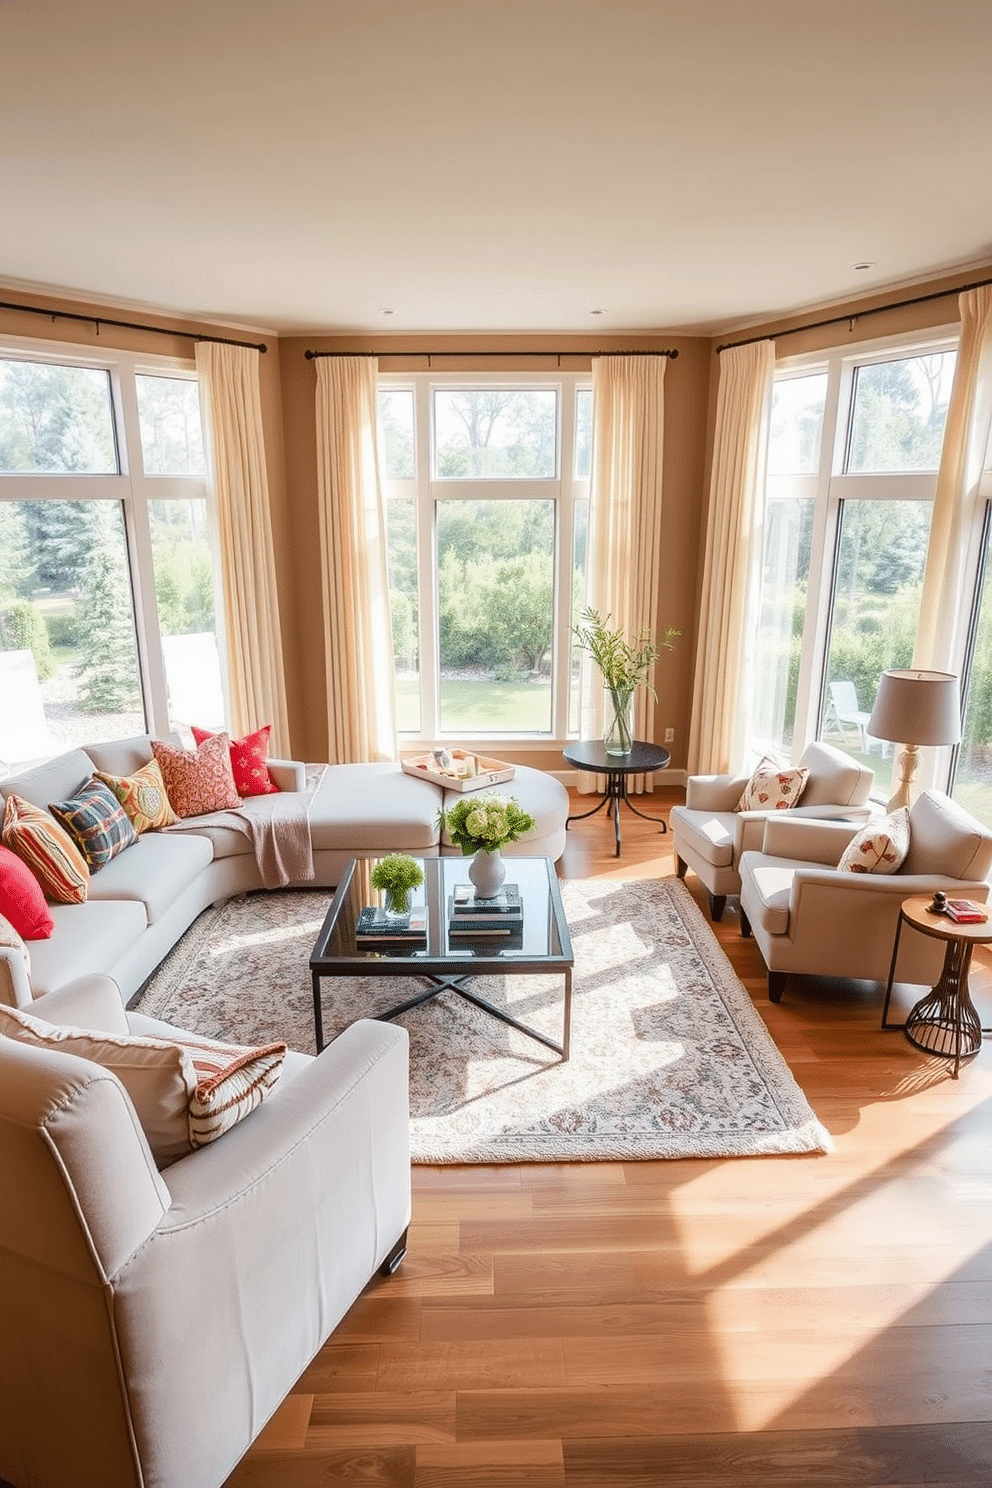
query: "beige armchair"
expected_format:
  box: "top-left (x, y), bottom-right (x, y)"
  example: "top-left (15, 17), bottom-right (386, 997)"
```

top-left (0, 975), bottom-right (412, 1488)
top-left (738, 790), bottom-right (992, 1002)
top-left (671, 741), bottom-right (875, 920)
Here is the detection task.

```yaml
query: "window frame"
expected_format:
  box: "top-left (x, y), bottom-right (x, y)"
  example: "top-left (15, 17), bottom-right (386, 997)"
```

top-left (377, 369), bottom-right (592, 749)
top-left (758, 327), bottom-right (962, 773)
top-left (0, 330), bottom-right (222, 742)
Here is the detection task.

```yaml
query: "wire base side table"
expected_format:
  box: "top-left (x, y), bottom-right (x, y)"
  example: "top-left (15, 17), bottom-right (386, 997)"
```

top-left (563, 739), bottom-right (671, 859)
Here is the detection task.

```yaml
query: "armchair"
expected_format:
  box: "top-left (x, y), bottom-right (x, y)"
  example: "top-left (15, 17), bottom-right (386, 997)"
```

top-left (738, 790), bottom-right (992, 1002)
top-left (0, 974), bottom-right (411, 1488)
top-left (671, 740), bottom-right (875, 920)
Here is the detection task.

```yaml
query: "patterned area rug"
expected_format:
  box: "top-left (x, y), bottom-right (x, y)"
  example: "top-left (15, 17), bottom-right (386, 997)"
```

top-left (133, 877), bottom-right (832, 1163)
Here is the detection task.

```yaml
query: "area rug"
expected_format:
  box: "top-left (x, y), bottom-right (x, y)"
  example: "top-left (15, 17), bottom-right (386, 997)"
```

top-left (132, 877), bottom-right (832, 1163)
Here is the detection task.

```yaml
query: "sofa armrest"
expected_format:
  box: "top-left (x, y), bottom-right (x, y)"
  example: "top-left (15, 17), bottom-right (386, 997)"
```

top-left (268, 757), bottom-right (307, 792)
top-left (760, 816), bottom-right (861, 864)
top-left (29, 975), bottom-right (130, 1034)
top-left (685, 773), bottom-right (750, 811)
top-left (0, 946), bottom-right (32, 1010)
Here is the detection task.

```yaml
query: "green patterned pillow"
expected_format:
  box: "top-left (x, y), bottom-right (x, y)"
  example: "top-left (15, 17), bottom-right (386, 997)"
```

top-left (49, 778), bottom-right (138, 870)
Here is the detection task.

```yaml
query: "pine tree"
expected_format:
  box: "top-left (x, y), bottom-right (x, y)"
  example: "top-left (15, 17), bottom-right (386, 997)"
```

top-left (74, 511), bottom-right (140, 713)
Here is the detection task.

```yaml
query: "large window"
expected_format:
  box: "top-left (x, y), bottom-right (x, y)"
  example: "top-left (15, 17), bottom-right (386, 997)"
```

top-left (0, 338), bottom-right (223, 774)
top-left (378, 374), bottom-right (591, 743)
top-left (752, 337), bottom-right (958, 803)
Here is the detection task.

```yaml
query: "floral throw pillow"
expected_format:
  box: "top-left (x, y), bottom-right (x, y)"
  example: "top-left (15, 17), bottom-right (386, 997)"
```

top-left (736, 756), bottom-right (810, 813)
top-left (1, 794), bottom-right (90, 904)
top-left (837, 807), bottom-right (910, 875)
top-left (151, 734), bottom-right (242, 819)
top-left (191, 723), bottom-right (280, 797)
top-left (95, 758), bottom-right (178, 833)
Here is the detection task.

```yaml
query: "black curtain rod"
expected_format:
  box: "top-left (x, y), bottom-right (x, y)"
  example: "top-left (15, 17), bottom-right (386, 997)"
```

top-left (304, 347), bottom-right (678, 362)
top-left (716, 273), bottom-right (992, 355)
top-left (0, 298), bottom-right (267, 353)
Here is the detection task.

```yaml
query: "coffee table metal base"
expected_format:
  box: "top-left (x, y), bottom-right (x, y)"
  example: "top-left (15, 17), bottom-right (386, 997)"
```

top-left (312, 968), bottom-right (571, 1062)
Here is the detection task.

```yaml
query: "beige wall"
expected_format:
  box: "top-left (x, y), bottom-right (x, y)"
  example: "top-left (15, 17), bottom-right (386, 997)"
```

top-left (2, 263), bottom-right (988, 770)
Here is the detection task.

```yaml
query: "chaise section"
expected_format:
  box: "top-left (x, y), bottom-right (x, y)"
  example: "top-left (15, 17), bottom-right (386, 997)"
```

top-left (308, 763), bottom-right (444, 880)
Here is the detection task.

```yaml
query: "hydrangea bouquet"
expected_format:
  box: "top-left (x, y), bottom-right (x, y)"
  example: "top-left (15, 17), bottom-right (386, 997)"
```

top-left (437, 793), bottom-right (535, 854)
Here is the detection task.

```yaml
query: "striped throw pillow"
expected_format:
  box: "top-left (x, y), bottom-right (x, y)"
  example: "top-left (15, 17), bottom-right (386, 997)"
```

top-left (49, 778), bottom-right (138, 869)
top-left (1, 794), bottom-right (90, 904)
top-left (0, 1002), bottom-right (286, 1167)
top-left (94, 758), bottom-right (178, 833)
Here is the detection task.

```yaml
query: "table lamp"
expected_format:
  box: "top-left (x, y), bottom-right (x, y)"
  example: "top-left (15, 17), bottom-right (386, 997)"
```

top-left (866, 669), bottom-right (962, 812)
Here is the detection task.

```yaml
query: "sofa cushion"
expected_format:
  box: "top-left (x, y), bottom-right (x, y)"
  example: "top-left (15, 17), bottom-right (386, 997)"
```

top-left (0, 1003), bottom-right (286, 1167)
top-left (902, 791), bottom-right (992, 881)
top-left (0, 844), bottom-right (54, 939)
top-left (49, 778), bottom-right (139, 870)
top-left (152, 734), bottom-right (242, 818)
top-left (736, 757), bottom-right (810, 813)
top-left (837, 807), bottom-right (909, 875)
top-left (798, 740), bottom-right (874, 808)
top-left (2, 794), bottom-right (90, 904)
top-left (191, 723), bottom-right (280, 797)
top-left (24, 898), bottom-right (148, 998)
top-left (85, 831), bottom-right (214, 923)
top-left (668, 805), bottom-right (735, 868)
top-left (95, 758), bottom-right (179, 833)
top-left (309, 764), bottom-right (443, 852)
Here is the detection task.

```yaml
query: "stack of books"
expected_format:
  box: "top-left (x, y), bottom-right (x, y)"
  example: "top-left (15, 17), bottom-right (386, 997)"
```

top-left (448, 883), bottom-right (523, 939)
top-left (355, 906), bottom-right (428, 945)
top-left (942, 898), bottom-right (989, 924)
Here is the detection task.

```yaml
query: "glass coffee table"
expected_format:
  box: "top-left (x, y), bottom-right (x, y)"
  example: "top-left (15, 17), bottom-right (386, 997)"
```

top-left (309, 855), bottom-right (573, 1061)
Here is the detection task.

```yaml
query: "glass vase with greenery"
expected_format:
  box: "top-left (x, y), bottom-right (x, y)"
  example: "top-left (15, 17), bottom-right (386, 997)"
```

top-left (573, 607), bottom-right (678, 754)
top-left (369, 853), bottom-right (424, 917)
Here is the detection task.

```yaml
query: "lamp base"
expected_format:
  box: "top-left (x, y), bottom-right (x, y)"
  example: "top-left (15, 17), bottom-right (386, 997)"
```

top-left (885, 743), bottom-right (919, 814)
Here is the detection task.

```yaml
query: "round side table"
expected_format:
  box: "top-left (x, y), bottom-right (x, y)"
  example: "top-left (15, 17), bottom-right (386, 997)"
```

top-left (562, 739), bottom-right (671, 859)
top-left (881, 893), bottom-right (992, 1078)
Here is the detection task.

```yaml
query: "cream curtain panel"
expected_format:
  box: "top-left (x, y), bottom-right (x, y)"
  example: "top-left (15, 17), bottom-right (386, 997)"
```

top-left (687, 339), bottom-right (775, 776)
top-left (194, 342), bottom-right (290, 754)
top-left (914, 285), bottom-right (992, 671)
top-left (580, 354), bottom-right (666, 794)
top-left (314, 356), bottom-right (397, 764)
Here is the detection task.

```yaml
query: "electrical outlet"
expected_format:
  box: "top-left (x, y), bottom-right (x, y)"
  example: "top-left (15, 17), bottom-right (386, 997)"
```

top-left (664, 727), bottom-right (674, 743)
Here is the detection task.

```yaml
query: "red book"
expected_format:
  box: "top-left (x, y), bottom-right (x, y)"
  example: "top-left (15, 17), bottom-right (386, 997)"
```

top-left (944, 899), bottom-right (988, 924)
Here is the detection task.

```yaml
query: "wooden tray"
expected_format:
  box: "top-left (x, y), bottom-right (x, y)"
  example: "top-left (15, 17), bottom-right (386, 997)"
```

top-left (401, 749), bottom-right (515, 792)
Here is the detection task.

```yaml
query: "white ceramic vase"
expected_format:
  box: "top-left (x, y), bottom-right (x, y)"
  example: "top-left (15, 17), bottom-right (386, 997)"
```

top-left (468, 847), bottom-right (506, 900)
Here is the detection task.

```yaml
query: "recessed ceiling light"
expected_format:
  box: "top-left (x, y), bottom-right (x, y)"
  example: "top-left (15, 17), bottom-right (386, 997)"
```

top-left (590, 308), bottom-right (607, 316)
top-left (852, 262), bottom-right (875, 272)
top-left (379, 307), bottom-right (395, 315)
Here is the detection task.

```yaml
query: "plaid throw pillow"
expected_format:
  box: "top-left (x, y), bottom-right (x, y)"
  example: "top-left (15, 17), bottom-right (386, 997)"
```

top-left (49, 778), bottom-right (139, 870)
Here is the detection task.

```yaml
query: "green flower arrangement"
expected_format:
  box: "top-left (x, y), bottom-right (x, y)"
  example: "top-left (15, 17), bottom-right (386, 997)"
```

top-left (370, 853), bottom-right (424, 913)
top-left (437, 793), bottom-right (535, 854)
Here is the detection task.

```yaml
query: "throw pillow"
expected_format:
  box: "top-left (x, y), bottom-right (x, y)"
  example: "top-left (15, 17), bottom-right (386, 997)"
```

top-left (0, 1003), bottom-right (287, 1168)
top-left (191, 723), bottom-right (280, 797)
top-left (94, 758), bottom-right (178, 833)
top-left (0, 842), bottom-right (54, 939)
top-left (151, 733), bottom-right (242, 818)
top-left (837, 807), bottom-right (910, 875)
top-left (736, 756), bottom-right (810, 813)
top-left (1, 794), bottom-right (89, 905)
top-left (49, 778), bottom-right (139, 870)
top-left (0, 910), bottom-right (31, 979)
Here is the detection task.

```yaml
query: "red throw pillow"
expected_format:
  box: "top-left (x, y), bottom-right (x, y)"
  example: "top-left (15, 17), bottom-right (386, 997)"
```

top-left (0, 843), bottom-right (54, 940)
top-left (191, 724), bottom-right (280, 797)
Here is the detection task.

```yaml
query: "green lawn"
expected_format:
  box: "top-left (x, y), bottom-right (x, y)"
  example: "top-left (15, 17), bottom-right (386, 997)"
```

top-left (395, 677), bottom-right (551, 735)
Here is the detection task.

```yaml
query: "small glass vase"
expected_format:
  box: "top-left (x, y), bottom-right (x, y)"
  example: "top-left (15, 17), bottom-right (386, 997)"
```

top-left (383, 886), bottom-right (412, 921)
top-left (468, 846), bottom-right (506, 900)
top-left (604, 685), bottom-right (635, 755)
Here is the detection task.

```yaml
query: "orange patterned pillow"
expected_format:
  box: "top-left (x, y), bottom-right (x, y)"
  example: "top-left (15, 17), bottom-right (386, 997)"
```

top-left (95, 758), bottom-right (179, 833)
top-left (151, 734), bottom-right (242, 819)
top-left (1, 794), bottom-right (90, 904)
top-left (191, 723), bottom-right (280, 797)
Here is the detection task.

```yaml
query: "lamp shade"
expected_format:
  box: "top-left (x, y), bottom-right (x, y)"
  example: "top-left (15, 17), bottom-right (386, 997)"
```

top-left (866, 669), bottom-right (962, 746)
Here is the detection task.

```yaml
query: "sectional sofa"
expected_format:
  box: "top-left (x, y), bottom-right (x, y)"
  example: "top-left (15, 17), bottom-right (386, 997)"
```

top-left (0, 733), bottom-right (569, 1008)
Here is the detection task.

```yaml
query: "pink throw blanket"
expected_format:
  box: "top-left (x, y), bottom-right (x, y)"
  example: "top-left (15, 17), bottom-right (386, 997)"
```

top-left (166, 764), bottom-right (326, 889)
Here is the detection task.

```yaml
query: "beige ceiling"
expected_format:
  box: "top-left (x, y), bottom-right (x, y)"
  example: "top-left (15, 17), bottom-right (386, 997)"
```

top-left (2, 0), bottom-right (991, 338)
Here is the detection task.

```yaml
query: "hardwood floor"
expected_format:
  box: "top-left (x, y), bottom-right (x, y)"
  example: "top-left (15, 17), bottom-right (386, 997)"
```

top-left (226, 789), bottom-right (992, 1487)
